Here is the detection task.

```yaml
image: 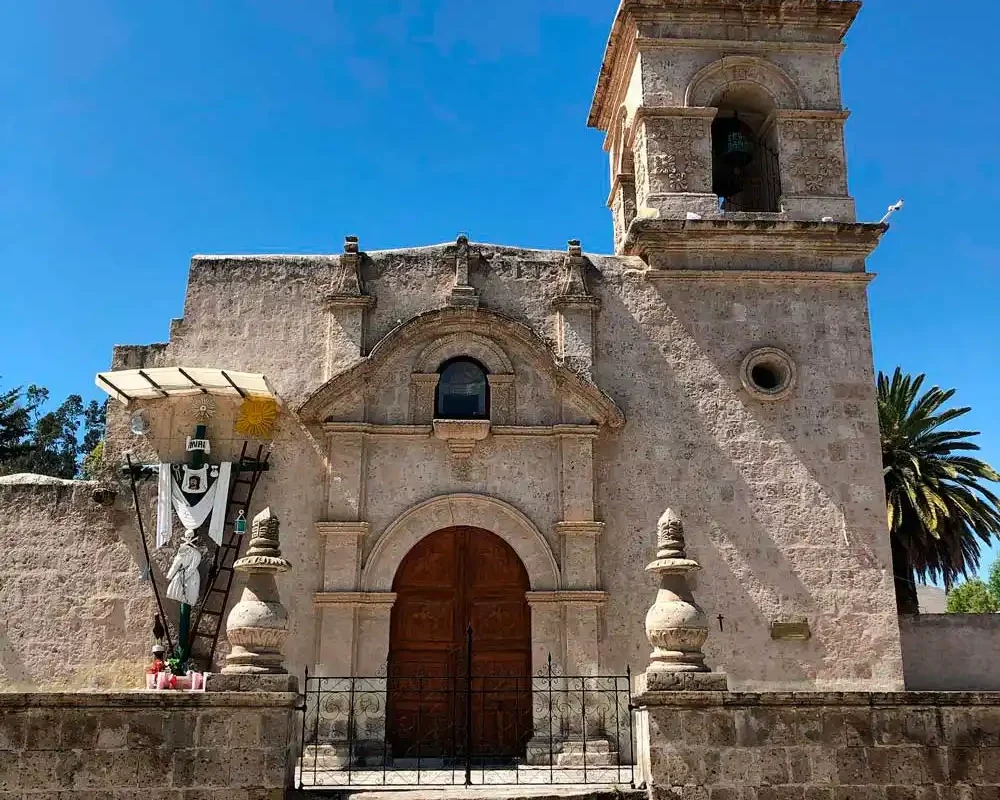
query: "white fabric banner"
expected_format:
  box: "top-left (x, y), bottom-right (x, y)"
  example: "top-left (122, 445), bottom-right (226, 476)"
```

top-left (156, 464), bottom-right (173, 549)
top-left (156, 462), bottom-right (233, 548)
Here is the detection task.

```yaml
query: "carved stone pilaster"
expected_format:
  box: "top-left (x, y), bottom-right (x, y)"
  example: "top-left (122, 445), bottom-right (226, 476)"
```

top-left (325, 236), bottom-right (375, 375)
top-left (642, 508), bottom-right (726, 691)
top-left (552, 240), bottom-right (600, 378)
top-left (223, 508), bottom-right (292, 675)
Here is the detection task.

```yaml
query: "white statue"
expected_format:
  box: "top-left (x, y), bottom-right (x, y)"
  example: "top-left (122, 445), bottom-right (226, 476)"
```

top-left (166, 530), bottom-right (203, 606)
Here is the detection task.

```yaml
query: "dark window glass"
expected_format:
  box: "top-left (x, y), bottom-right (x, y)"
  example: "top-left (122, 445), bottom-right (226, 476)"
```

top-left (435, 358), bottom-right (489, 420)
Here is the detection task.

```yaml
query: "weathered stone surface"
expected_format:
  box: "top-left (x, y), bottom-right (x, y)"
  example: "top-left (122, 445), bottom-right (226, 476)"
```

top-left (0, 692), bottom-right (295, 794)
top-left (636, 692), bottom-right (1000, 797)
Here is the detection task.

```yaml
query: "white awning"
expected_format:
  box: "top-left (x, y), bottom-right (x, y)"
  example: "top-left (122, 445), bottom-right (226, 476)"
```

top-left (95, 367), bottom-right (275, 405)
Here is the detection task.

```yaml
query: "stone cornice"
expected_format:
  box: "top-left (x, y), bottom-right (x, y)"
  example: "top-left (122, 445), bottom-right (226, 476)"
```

top-left (636, 36), bottom-right (845, 56)
top-left (642, 269), bottom-right (874, 284)
top-left (526, 590), bottom-right (609, 605)
top-left (314, 591), bottom-right (397, 607)
top-left (623, 219), bottom-right (887, 260)
top-left (555, 521), bottom-right (606, 537)
top-left (325, 293), bottom-right (376, 309)
top-left (314, 521), bottom-right (369, 537)
top-left (321, 422), bottom-right (601, 438)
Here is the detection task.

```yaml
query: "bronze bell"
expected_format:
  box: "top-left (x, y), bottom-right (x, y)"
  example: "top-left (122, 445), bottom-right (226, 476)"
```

top-left (712, 115), bottom-right (756, 197)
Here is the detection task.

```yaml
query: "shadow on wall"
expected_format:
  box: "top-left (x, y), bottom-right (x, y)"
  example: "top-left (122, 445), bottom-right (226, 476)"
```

top-left (594, 278), bottom-right (825, 689)
top-left (651, 278), bottom-right (904, 687)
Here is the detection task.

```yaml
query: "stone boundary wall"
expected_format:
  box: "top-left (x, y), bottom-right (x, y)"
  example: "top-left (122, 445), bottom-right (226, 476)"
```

top-left (0, 690), bottom-right (297, 797)
top-left (636, 690), bottom-right (1000, 798)
top-left (900, 614), bottom-right (1000, 691)
top-left (0, 474), bottom-right (154, 690)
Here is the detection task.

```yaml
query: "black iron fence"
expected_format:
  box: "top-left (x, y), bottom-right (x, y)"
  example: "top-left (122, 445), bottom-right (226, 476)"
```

top-left (298, 655), bottom-right (634, 788)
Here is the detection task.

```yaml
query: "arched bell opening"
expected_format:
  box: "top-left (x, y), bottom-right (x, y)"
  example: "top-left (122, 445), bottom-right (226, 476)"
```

top-left (710, 85), bottom-right (782, 213)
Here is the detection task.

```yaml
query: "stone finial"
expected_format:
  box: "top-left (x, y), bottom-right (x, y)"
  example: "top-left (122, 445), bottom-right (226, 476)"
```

top-left (557, 239), bottom-right (589, 297)
top-left (223, 508), bottom-right (293, 675)
top-left (327, 235), bottom-right (370, 301)
top-left (448, 233), bottom-right (480, 308)
top-left (642, 508), bottom-right (726, 691)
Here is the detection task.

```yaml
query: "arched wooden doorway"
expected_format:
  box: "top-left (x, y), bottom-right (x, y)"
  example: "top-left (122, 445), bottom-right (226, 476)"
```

top-left (388, 526), bottom-right (532, 760)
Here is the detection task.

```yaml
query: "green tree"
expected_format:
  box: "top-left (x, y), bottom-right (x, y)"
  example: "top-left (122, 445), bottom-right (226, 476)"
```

top-left (989, 558), bottom-right (1000, 605)
top-left (0, 383), bottom-right (38, 462)
top-left (0, 383), bottom-right (108, 480)
top-left (878, 368), bottom-right (1000, 614)
top-left (946, 578), bottom-right (1000, 613)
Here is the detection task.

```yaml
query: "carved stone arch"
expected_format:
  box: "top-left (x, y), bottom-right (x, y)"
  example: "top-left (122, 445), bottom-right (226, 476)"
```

top-left (686, 56), bottom-right (804, 111)
top-left (298, 307), bottom-right (625, 428)
top-left (415, 333), bottom-right (514, 374)
top-left (361, 493), bottom-right (561, 591)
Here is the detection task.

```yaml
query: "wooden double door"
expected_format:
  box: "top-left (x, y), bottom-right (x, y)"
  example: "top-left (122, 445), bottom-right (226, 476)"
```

top-left (387, 526), bottom-right (532, 760)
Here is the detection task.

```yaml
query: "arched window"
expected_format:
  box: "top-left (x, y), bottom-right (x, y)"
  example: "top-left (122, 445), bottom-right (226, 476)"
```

top-left (435, 358), bottom-right (489, 420)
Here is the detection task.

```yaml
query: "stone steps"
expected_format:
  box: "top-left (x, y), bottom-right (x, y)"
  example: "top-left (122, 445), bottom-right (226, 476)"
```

top-left (290, 788), bottom-right (645, 800)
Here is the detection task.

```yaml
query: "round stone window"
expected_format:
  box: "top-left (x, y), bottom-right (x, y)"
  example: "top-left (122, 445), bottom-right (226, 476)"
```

top-left (740, 347), bottom-right (796, 400)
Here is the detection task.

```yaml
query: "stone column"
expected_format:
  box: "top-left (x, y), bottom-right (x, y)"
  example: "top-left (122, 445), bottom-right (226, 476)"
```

top-left (223, 508), bottom-right (292, 675)
top-left (487, 373), bottom-right (515, 424)
top-left (525, 591), bottom-right (609, 765)
top-left (631, 108), bottom-right (718, 220)
top-left (314, 522), bottom-right (368, 675)
top-left (525, 594), bottom-right (564, 765)
top-left (409, 373), bottom-right (439, 424)
top-left (770, 109), bottom-right (856, 222)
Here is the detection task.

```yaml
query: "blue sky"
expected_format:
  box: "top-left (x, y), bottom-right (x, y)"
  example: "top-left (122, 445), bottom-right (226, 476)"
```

top-left (2, 1), bottom-right (998, 576)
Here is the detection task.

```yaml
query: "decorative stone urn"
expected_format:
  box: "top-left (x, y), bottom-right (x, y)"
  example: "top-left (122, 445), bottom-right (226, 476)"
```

top-left (223, 507), bottom-right (292, 674)
top-left (643, 508), bottom-right (726, 691)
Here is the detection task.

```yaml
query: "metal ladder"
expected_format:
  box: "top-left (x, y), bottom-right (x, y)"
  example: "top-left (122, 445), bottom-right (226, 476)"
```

top-left (187, 442), bottom-right (270, 669)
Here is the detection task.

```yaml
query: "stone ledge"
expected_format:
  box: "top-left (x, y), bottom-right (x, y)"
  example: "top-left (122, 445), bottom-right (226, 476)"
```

top-left (0, 690), bottom-right (300, 709)
top-left (205, 674), bottom-right (299, 693)
top-left (633, 690), bottom-right (1000, 709)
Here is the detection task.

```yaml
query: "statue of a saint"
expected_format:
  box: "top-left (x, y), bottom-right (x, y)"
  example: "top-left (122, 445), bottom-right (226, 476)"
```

top-left (165, 530), bottom-right (202, 606)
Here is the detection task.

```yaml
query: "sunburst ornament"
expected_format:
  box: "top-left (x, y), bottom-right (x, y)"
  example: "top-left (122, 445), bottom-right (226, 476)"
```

top-left (187, 397), bottom-right (217, 421)
top-left (235, 396), bottom-right (278, 439)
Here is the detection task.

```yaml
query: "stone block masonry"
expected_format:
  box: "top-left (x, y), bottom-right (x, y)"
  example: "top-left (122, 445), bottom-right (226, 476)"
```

top-left (636, 691), bottom-right (1000, 798)
top-left (0, 689), bottom-right (298, 797)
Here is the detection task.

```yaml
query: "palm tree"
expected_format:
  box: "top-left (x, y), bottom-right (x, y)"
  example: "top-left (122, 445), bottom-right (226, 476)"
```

top-left (878, 368), bottom-right (1000, 614)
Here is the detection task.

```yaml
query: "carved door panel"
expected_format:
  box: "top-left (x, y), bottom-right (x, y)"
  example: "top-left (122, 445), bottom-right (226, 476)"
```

top-left (388, 526), bottom-right (531, 760)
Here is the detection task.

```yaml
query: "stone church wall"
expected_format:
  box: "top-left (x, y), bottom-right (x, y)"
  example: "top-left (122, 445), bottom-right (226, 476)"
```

top-left (88, 241), bottom-right (903, 691)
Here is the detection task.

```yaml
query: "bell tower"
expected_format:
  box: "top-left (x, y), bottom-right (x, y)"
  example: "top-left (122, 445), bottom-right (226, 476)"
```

top-left (590, 0), bottom-right (877, 259)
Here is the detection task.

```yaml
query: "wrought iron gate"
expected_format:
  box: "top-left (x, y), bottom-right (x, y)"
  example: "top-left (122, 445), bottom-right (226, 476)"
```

top-left (298, 633), bottom-right (634, 788)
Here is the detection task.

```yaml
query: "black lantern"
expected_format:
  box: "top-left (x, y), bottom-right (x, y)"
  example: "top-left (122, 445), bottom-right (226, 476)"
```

top-left (712, 115), bottom-right (756, 198)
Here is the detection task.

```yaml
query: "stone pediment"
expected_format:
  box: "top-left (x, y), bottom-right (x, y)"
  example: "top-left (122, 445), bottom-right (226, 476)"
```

top-left (297, 307), bottom-right (625, 428)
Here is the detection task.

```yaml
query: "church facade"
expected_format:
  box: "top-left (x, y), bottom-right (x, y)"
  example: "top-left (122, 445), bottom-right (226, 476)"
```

top-left (100, 0), bottom-right (903, 705)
